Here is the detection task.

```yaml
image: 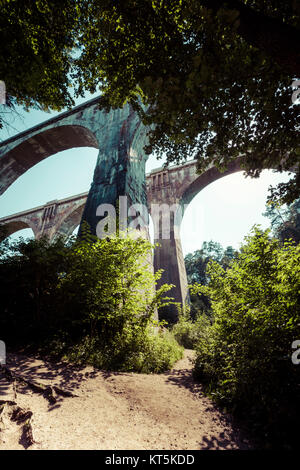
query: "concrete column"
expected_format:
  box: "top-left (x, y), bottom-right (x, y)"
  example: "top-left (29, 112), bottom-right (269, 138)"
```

top-left (79, 151), bottom-right (148, 237)
top-left (153, 216), bottom-right (189, 324)
top-left (78, 108), bottom-right (148, 238)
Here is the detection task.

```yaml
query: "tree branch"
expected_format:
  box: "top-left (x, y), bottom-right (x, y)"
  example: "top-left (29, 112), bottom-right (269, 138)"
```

top-left (200, 0), bottom-right (300, 76)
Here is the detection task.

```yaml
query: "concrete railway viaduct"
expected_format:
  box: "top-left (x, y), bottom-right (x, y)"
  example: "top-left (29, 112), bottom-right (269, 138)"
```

top-left (0, 96), bottom-right (244, 320)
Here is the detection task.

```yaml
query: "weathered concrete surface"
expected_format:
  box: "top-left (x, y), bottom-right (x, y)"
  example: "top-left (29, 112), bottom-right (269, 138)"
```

top-left (146, 161), bottom-right (198, 321)
top-left (78, 109), bottom-right (150, 237)
top-left (0, 96), bottom-right (149, 239)
top-left (0, 97), bottom-right (100, 196)
top-left (146, 159), bottom-right (244, 321)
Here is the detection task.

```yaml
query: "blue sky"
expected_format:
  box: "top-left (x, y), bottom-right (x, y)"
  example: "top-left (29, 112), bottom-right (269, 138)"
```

top-left (0, 94), bottom-right (291, 255)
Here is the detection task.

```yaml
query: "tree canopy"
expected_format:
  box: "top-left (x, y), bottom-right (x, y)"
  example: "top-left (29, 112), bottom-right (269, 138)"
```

top-left (263, 198), bottom-right (300, 244)
top-left (184, 240), bottom-right (237, 316)
top-left (1, 0), bottom-right (299, 202)
top-left (0, 0), bottom-right (79, 113)
top-left (74, 0), bottom-right (300, 204)
top-left (185, 240), bottom-right (236, 285)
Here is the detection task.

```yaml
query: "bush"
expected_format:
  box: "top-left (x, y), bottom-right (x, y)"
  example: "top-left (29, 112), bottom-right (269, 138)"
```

top-left (0, 229), bottom-right (183, 372)
top-left (171, 304), bottom-right (211, 349)
top-left (192, 227), bottom-right (300, 449)
top-left (137, 329), bottom-right (184, 373)
top-left (66, 327), bottom-right (183, 373)
top-left (0, 235), bottom-right (73, 344)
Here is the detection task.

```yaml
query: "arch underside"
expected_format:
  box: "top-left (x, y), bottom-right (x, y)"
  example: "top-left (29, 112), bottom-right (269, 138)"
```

top-left (0, 124), bottom-right (99, 195)
top-left (54, 203), bottom-right (86, 240)
top-left (180, 159), bottom-right (243, 208)
top-left (0, 220), bottom-right (36, 241)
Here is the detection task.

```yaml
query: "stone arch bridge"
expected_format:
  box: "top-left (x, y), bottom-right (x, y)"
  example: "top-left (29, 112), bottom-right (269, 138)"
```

top-left (0, 96), bottom-right (243, 321)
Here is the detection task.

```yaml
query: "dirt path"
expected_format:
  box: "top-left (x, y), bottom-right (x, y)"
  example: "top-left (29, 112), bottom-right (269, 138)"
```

top-left (0, 350), bottom-right (252, 450)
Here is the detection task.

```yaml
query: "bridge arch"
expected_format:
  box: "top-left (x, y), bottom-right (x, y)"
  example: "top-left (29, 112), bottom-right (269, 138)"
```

top-left (129, 120), bottom-right (150, 165)
top-left (0, 124), bottom-right (99, 196)
top-left (53, 200), bottom-right (86, 240)
top-left (0, 219), bottom-right (37, 242)
top-left (179, 158), bottom-right (243, 210)
top-left (177, 157), bottom-right (295, 229)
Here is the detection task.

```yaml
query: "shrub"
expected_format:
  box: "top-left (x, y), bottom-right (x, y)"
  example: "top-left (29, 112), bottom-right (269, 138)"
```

top-left (192, 227), bottom-right (300, 449)
top-left (136, 328), bottom-right (184, 373)
top-left (66, 327), bottom-right (183, 373)
top-left (0, 229), bottom-right (183, 372)
top-left (0, 235), bottom-right (73, 344)
top-left (171, 304), bottom-right (211, 349)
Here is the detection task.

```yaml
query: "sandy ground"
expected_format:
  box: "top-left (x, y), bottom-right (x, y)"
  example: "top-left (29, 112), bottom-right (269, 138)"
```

top-left (0, 350), bottom-right (252, 450)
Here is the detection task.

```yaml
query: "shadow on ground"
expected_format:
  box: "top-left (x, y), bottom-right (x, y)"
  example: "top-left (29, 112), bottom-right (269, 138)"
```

top-left (4, 353), bottom-right (98, 393)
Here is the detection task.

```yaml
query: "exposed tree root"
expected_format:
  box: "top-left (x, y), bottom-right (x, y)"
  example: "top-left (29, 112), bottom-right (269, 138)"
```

top-left (0, 401), bottom-right (8, 432)
top-left (11, 407), bottom-right (35, 448)
top-left (53, 385), bottom-right (76, 398)
top-left (21, 417), bottom-right (35, 449)
top-left (0, 400), bottom-right (17, 430)
top-left (13, 380), bottom-right (17, 401)
top-left (0, 364), bottom-right (78, 448)
top-left (11, 406), bottom-right (33, 424)
top-left (0, 364), bottom-right (77, 405)
top-left (0, 400), bottom-right (17, 406)
top-left (0, 400), bottom-right (35, 448)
